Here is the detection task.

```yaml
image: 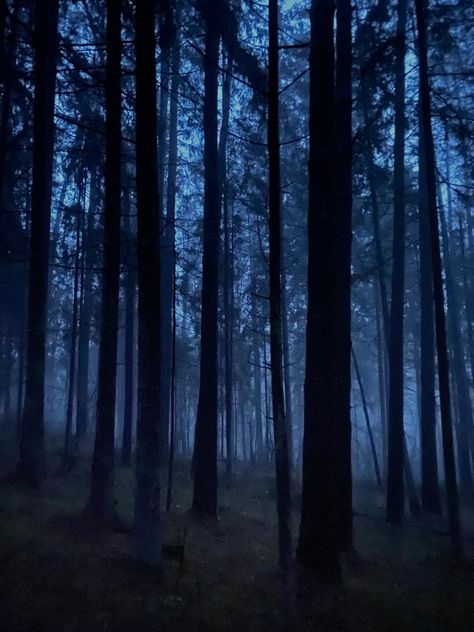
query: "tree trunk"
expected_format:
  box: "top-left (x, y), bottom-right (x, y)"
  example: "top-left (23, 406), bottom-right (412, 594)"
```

top-left (281, 254), bottom-right (294, 472)
top-left (87, 0), bottom-right (122, 519)
top-left (352, 348), bottom-right (383, 490)
top-left (0, 0), bottom-right (18, 242)
top-left (63, 206), bottom-right (82, 470)
top-left (158, 1), bottom-right (174, 460)
top-left (298, 0), bottom-right (341, 582)
top-left (334, 0), bottom-right (353, 552)
top-left (192, 2), bottom-right (220, 518)
top-left (418, 131), bottom-right (441, 514)
top-left (415, 0), bottom-right (462, 555)
top-left (386, 0), bottom-right (407, 525)
top-left (166, 247), bottom-right (177, 512)
top-left (121, 191), bottom-right (135, 466)
top-left (219, 57), bottom-right (233, 489)
top-left (160, 19), bottom-right (180, 465)
top-left (375, 286), bottom-right (387, 478)
top-left (134, 0), bottom-right (162, 567)
top-left (439, 192), bottom-right (473, 492)
top-left (17, 0), bottom-right (59, 486)
top-left (75, 171), bottom-right (97, 451)
top-left (251, 275), bottom-right (264, 463)
top-left (458, 214), bottom-right (474, 389)
top-left (268, 0), bottom-right (292, 576)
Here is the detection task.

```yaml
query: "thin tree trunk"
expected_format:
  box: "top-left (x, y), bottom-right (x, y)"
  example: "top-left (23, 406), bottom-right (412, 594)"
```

top-left (166, 248), bottom-right (177, 512)
top-left (281, 257), bottom-right (293, 472)
top-left (415, 0), bottom-right (462, 555)
top-left (352, 348), bottom-right (383, 490)
top-left (386, 0), bottom-right (407, 525)
top-left (0, 0), bottom-right (18, 237)
top-left (439, 192), bottom-right (473, 491)
top-left (458, 214), bottom-right (474, 388)
top-left (251, 275), bottom-right (264, 463)
top-left (17, 0), bottom-right (59, 486)
top-left (75, 172), bottom-right (96, 451)
top-left (334, 0), bottom-right (353, 552)
top-left (192, 3), bottom-right (220, 518)
top-left (268, 0), bottom-right (292, 577)
top-left (16, 331), bottom-right (24, 438)
top-left (63, 206), bottom-right (82, 469)
top-left (87, 0), bottom-right (122, 519)
top-left (134, 0), bottom-right (162, 566)
top-left (375, 285), bottom-right (387, 479)
top-left (298, 0), bottom-right (341, 582)
top-left (158, 2), bottom-right (175, 460)
top-left (418, 130), bottom-right (441, 513)
top-left (162, 24), bottom-right (180, 465)
top-left (121, 191), bottom-right (135, 466)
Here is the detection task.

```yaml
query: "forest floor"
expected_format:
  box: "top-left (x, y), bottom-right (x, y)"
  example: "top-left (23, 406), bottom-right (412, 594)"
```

top-left (0, 438), bottom-right (473, 632)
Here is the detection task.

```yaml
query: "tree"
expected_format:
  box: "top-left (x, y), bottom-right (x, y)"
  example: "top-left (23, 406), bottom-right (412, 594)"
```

top-left (121, 187), bottom-right (135, 467)
top-left (87, 0), bottom-right (122, 519)
top-left (219, 56), bottom-right (233, 489)
top-left (192, 0), bottom-right (220, 518)
top-left (418, 133), bottom-right (441, 514)
top-left (17, 0), bottom-right (60, 486)
top-left (298, 0), bottom-right (352, 583)
top-left (415, 0), bottom-right (462, 554)
top-left (386, 0), bottom-right (407, 525)
top-left (268, 0), bottom-right (292, 577)
top-left (334, 0), bottom-right (353, 551)
top-left (134, 0), bottom-right (162, 566)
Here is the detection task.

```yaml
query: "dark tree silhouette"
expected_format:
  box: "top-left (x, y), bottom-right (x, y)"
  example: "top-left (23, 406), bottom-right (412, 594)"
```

top-left (121, 189), bottom-right (135, 467)
top-left (418, 134), bottom-right (442, 514)
top-left (268, 0), bottom-right (292, 577)
top-left (386, 0), bottom-right (407, 525)
top-left (334, 0), bottom-right (353, 551)
top-left (415, 0), bottom-right (462, 554)
top-left (17, 0), bottom-right (59, 486)
top-left (134, 0), bottom-right (162, 566)
top-left (192, 1), bottom-right (220, 518)
top-left (298, 0), bottom-right (350, 583)
top-left (87, 0), bottom-right (122, 519)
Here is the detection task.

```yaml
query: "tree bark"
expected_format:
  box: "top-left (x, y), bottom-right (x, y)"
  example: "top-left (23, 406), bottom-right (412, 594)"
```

top-left (418, 131), bottom-right (441, 514)
top-left (134, 0), bottom-right (163, 566)
top-left (334, 0), bottom-right (353, 551)
top-left (87, 0), bottom-right (122, 519)
top-left (352, 348), bottom-right (383, 490)
top-left (192, 1), bottom-right (220, 518)
top-left (439, 192), bottom-right (473, 492)
top-left (251, 275), bottom-right (264, 463)
top-left (386, 0), bottom-right (407, 525)
top-left (121, 189), bottom-right (135, 466)
top-left (63, 205), bottom-right (82, 470)
top-left (298, 0), bottom-right (341, 582)
top-left (17, 0), bottom-right (59, 486)
top-left (415, 0), bottom-right (462, 555)
top-left (219, 57), bottom-right (233, 489)
top-left (268, 0), bottom-right (292, 576)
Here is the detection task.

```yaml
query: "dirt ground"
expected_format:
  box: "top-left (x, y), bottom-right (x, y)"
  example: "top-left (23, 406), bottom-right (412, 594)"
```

top-left (0, 440), bottom-right (473, 631)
